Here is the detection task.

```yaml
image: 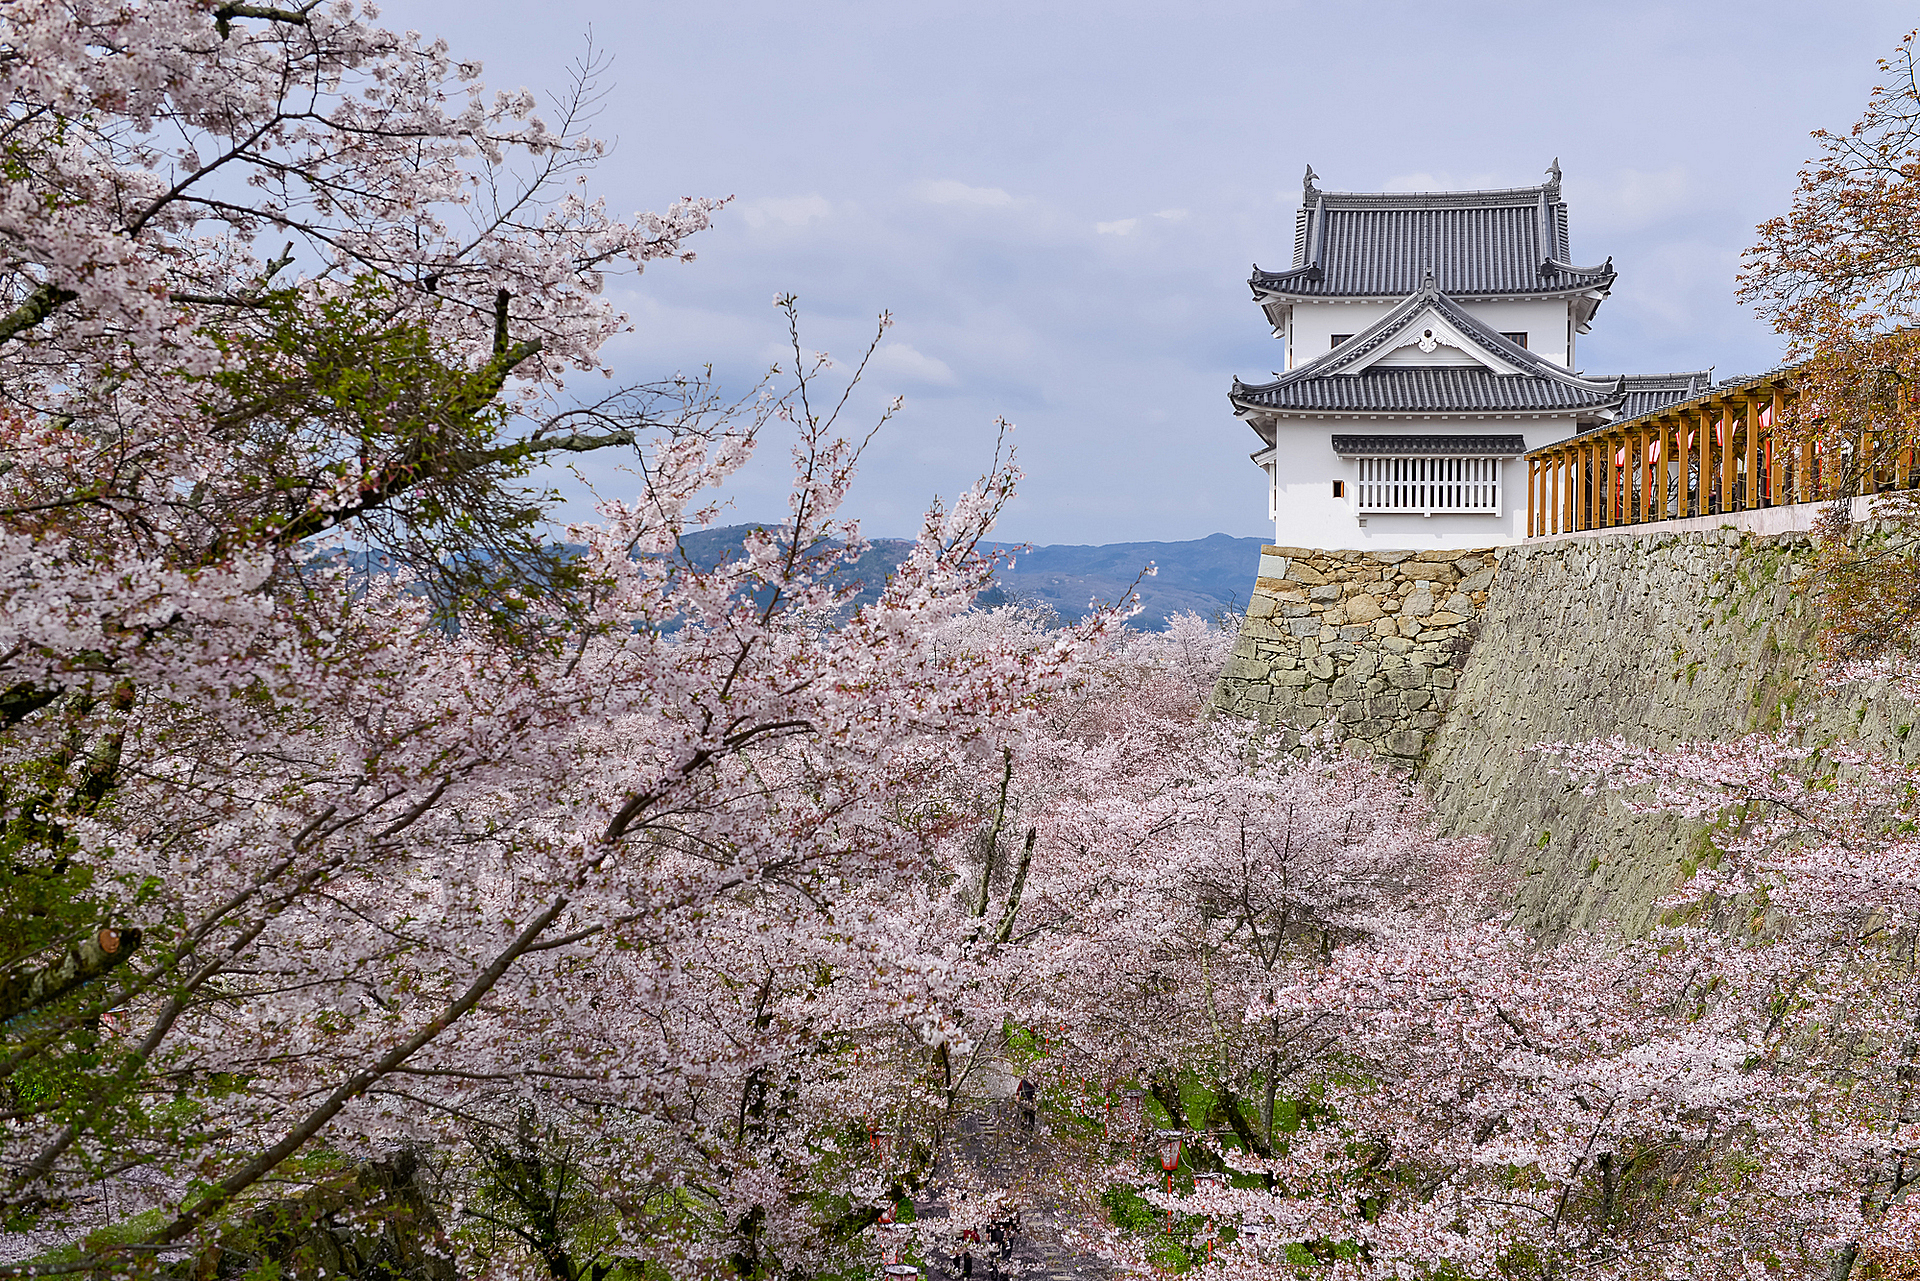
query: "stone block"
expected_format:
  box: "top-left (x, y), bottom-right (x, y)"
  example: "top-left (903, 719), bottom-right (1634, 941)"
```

top-left (1246, 594), bottom-right (1278, 619)
top-left (1345, 593), bottom-right (1384, 623)
top-left (1271, 668), bottom-right (1309, 687)
top-left (1411, 710), bottom-right (1442, 730)
top-left (1387, 729), bottom-right (1426, 757)
top-left (1427, 611), bottom-right (1468, 626)
top-left (1339, 699), bottom-right (1367, 724)
top-left (1340, 625), bottom-right (1372, 642)
top-left (1389, 665), bottom-right (1428, 689)
top-left (1266, 545), bottom-right (1316, 559)
top-left (1402, 563), bottom-right (1458, 582)
top-left (1430, 668), bottom-right (1456, 689)
top-left (1451, 556), bottom-right (1485, 575)
top-left (1398, 617), bottom-right (1423, 638)
top-left (1289, 563), bottom-right (1329, 585)
top-left (1443, 592), bottom-right (1473, 614)
top-left (1307, 655), bottom-right (1336, 681)
top-left (1286, 618), bottom-right (1320, 638)
top-left (1299, 683), bottom-right (1331, 707)
top-left (1403, 591), bottom-right (1435, 617)
top-left (1403, 687), bottom-right (1433, 710)
top-left (1309, 583), bottom-right (1341, 602)
top-left (1457, 567), bottom-right (1496, 593)
top-left (1371, 617), bottom-right (1398, 638)
top-left (1221, 655), bottom-right (1269, 681)
top-left (1348, 651), bottom-right (1379, 680)
top-left (1380, 636), bottom-right (1414, 654)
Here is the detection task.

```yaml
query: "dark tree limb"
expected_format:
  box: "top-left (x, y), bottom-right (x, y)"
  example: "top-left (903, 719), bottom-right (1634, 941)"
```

top-left (0, 928), bottom-right (142, 1025)
top-left (0, 282), bottom-right (76, 347)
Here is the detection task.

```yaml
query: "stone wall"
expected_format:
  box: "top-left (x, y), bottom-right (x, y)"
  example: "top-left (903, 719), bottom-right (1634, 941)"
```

top-left (1423, 526), bottom-right (1920, 939)
top-left (1213, 524), bottom-right (1920, 941)
top-left (1210, 545), bottom-right (1503, 767)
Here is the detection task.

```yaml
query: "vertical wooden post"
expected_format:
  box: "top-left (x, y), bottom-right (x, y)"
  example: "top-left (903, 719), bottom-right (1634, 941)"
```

top-left (1655, 422), bottom-right (1667, 520)
top-left (1801, 430), bottom-right (1816, 503)
top-left (1645, 425), bottom-right (1656, 522)
top-left (1598, 433), bottom-right (1611, 528)
top-left (1578, 441), bottom-right (1590, 531)
top-left (1526, 457), bottom-right (1535, 536)
top-left (1728, 405), bottom-right (1743, 514)
top-left (1697, 409), bottom-right (1712, 514)
top-left (1565, 446), bottom-right (1575, 532)
top-left (1769, 387), bottom-right (1784, 505)
top-left (1548, 450), bottom-right (1558, 534)
top-left (1742, 395), bottom-right (1759, 512)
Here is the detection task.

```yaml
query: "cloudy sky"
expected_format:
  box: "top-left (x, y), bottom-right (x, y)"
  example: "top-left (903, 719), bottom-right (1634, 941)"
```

top-left (399, 0), bottom-right (1919, 545)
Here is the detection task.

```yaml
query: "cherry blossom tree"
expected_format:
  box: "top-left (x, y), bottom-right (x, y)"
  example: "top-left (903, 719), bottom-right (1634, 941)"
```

top-left (0, 3), bottom-right (1111, 1276)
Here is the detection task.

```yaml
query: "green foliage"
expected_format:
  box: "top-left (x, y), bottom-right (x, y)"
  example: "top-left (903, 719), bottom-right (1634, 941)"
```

top-left (201, 276), bottom-right (610, 629)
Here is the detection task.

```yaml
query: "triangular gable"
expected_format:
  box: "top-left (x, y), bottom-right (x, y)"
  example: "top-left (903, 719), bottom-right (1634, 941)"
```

top-left (1344, 304), bottom-right (1525, 375)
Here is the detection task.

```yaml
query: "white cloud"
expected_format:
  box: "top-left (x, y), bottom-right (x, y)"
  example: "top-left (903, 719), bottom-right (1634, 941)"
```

top-left (1095, 218), bottom-right (1138, 236)
top-left (740, 194), bottom-right (833, 229)
top-left (1571, 166), bottom-right (1692, 233)
top-left (914, 179), bottom-right (1016, 207)
top-left (1155, 208), bottom-right (1189, 221)
top-left (871, 341), bottom-right (958, 386)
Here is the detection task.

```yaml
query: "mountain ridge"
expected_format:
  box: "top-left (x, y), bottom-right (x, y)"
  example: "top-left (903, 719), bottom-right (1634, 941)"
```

top-left (676, 526), bottom-right (1267, 628)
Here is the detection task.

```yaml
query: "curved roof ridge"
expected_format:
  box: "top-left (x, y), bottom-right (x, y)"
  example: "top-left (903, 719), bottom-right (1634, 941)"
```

top-left (1304, 183), bottom-right (1563, 209)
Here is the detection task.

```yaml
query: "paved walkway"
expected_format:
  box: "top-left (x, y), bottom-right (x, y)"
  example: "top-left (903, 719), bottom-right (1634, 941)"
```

top-left (915, 1102), bottom-right (1115, 1281)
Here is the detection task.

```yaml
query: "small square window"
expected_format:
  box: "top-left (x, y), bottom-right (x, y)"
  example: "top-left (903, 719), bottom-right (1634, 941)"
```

top-left (1330, 334), bottom-right (1353, 348)
top-left (1332, 480), bottom-right (1346, 498)
top-left (1500, 331), bottom-right (1528, 348)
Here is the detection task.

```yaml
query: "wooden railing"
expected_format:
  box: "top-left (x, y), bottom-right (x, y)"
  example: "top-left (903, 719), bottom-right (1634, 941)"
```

top-left (1524, 372), bottom-right (1830, 537)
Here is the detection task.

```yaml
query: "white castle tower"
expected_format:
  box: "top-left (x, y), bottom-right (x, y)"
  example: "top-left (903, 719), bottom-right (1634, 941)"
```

top-left (1233, 163), bottom-right (1708, 547)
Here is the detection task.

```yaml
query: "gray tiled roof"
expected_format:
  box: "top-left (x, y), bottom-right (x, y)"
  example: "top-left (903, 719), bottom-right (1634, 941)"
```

top-left (1252, 176), bottom-right (1614, 300)
top-left (1238, 367), bottom-right (1618, 413)
top-left (1330, 434), bottom-right (1527, 455)
top-left (1601, 371), bottom-right (1715, 423)
top-left (1232, 278), bottom-right (1624, 417)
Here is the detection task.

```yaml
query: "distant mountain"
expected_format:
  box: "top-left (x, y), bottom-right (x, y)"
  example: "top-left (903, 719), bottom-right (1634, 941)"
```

top-left (674, 526), bottom-right (1268, 629)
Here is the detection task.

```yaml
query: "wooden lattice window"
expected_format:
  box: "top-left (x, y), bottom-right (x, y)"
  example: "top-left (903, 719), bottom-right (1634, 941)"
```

top-left (1354, 456), bottom-right (1503, 516)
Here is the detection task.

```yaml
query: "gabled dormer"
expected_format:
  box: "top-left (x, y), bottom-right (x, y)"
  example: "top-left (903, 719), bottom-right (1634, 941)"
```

top-left (1230, 276), bottom-right (1625, 436)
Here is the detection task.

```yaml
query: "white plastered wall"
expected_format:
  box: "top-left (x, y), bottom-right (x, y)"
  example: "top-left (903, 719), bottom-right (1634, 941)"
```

top-left (1267, 417), bottom-right (1579, 549)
